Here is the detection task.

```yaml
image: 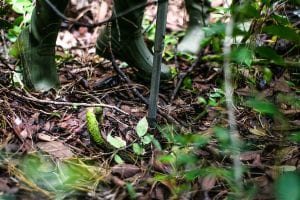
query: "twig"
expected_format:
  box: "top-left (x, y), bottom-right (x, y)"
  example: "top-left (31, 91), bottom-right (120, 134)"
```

top-left (170, 55), bottom-right (203, 102)
top-left (110, 54), bottom-right (149, 104)
top-left (7, 89), bottom-right (128, 115)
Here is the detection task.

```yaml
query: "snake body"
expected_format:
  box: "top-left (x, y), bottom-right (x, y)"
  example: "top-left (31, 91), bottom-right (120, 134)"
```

top-left (86, 107), bottom-right (137, 163)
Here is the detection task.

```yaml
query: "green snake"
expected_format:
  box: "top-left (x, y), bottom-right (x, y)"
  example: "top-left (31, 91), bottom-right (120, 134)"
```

top-left (86, 107), bottom-right (137, 163)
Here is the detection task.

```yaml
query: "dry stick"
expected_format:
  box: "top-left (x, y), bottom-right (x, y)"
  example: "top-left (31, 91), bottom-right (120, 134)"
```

top-left (7, 89), bottom-right (128, 115)
top-left (44, 0), bottom-right (167, 28)
top-left (170, 55), bottom-right (202, 103)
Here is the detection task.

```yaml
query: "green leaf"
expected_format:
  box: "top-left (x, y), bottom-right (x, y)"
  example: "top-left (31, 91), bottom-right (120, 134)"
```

top-left (141, 134), bottom-right (153, 145)
top-left (276, 172), bottom-right (300, 200)
top-left (151, 137), bottom-right (162, 150)
top-left (235, 3), bottom-right (260, 20)
top-left (159, 155), bottom-right (176, 164)
top-left (184, 169), bottom-right (204, 180)
top-left (263, 25), bottom-right (300, 44)
top-left (132, 143), bottom-right (145, 155)
top-left (136, 116), bottom-right (148, 137)
top-left (197, 96), bottom-right (207, 105)
top-left (255, 46), bottom-right (284, 65)
top-left (183, 77), bottom-right (193, 89)
top-left (114, 154), bottom-right (124, 164)
top-left (214, 127), bottom-right (230, 145)
top-left (263, 67), bottom-right (273, 83)
top-left (288, 132), bottom-right (300, 143)
top-left (176, 153), bottom-right (198, 167)
top-left (231, 47), bottom-right (253, 66)
top-left (203, 22), bottom-right (225, 37)
top-left (126, 183), bottom-right (137, 199)
top-left (107, 134), bottom-right (126, 149)
top-left (245, 99), bottom-right (279, 115)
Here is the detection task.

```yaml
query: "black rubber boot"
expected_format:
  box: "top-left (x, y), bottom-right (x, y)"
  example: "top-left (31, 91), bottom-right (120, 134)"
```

top-left (177, 0), bottom-right (210, 54)
top-left (13, 0), bottom-right (68, 91)
top-left (96, 0), bottom-right (171, 81)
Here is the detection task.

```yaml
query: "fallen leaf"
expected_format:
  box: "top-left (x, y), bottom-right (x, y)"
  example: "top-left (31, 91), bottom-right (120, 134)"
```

top-left (37, 132), bottom-right (58, 142)
top-left (112, 164), bottom-right (141, 179)
top-left (36, 141), bottom-right (74, 159)
top-left (240, 151), bottom-right (261, 161)
top-left (201, 175), bottom-right (216, 191)
top-left (249, 127), bottom-right (267, 137)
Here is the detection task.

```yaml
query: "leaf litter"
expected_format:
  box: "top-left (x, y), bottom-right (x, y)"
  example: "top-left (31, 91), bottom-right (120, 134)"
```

top-left (0, 0), bottom-right (300, 199)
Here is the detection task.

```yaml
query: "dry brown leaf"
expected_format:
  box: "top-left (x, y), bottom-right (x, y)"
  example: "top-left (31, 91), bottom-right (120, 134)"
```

top-left (249, 127), bottom-right (267, 137)
top-left (37, 132), bottom-right (58, 142)
top-left (112, 164), bottom-right (141, 179)
top-left (201, 175), bottom-right (216, 191)
top-left (110, 175), bottom-right (126, 187)
top-left (240, 151), bottom-right (261, 161)
top-left (36, 141), bottom-right (74, 159)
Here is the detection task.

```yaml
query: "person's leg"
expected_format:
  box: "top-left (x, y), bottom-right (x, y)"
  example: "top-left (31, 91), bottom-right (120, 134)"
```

top-left (177, 0), bottom-right (210, 54)
top-left (96, 0), bottom-right (171, 80)
top-left (14, 0), bottom-right (68, 91)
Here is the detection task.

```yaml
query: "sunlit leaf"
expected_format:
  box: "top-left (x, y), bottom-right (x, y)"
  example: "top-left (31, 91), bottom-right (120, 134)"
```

top-left (114, 154), bottom-right (124, 164)
top-left (107, 134), bottom-right (126, 149)
top-left (159, 155), bottom-right (176, 164)
top-left (263, 67), bottom-right (273, 83)
top-left (136, 116), bottom-right (148, 137)
top-left (141, 134), bottom-right (153, 145)
top-left (132, 143), bottom-right (145, 155)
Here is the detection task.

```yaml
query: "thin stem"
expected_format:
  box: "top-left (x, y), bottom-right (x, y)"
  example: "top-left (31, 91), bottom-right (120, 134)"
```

top-left (223, 17), bottom-right (243, 192)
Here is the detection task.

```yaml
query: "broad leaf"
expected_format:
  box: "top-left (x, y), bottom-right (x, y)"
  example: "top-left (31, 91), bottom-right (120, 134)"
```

top-left (255, 46), bottom-right (284, 65)
top-left (141, 134), bottom-right (153, 145)
top-left (107, 134), bottom-right (126, 149)
top-left (231, 47), bottom-right (253, 66)
top-left (263, 25), bottom-right (300, 44)
top-left (246, 99), bottom-right (279, 115)
top-left (276, 172), bottom-right (300, 200)
top-left (136, 117), bottom-right (148, 137)
top-left (132, 143), bottom-right (145, 155)
top-left (114, 154), bottom-right (124, 164)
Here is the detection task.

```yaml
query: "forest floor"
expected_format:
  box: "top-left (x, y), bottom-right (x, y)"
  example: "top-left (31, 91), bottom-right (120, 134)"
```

top-left (0, 1), bottom-right (299, 199)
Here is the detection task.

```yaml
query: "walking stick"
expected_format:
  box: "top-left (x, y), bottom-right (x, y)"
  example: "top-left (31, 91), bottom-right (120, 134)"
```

top-left (148, 0), bottom-right (168, 127)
